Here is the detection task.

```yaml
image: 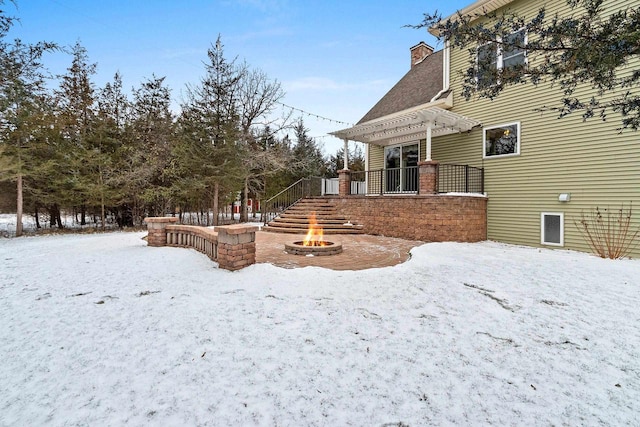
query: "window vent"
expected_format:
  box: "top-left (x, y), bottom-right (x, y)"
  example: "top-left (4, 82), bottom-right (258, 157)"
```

top-left (541, 212), bottom-right (564, 246)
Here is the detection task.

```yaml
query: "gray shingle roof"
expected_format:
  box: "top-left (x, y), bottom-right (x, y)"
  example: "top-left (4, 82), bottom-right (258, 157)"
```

top-left (357, 49), bottom-right (444, 125)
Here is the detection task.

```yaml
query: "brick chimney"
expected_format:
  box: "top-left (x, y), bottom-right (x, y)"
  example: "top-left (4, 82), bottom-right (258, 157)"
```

top-left (410, 41), bottom-right (434, 68)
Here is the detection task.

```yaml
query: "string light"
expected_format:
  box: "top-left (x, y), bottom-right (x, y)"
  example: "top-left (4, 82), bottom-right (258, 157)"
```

top-left (277, 102), bottom-right (354, 127)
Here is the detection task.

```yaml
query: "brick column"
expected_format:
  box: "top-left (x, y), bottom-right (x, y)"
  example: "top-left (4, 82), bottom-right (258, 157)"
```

top-left (144, 217), bottom-right (178, 247)
top-left (418, 161), bottom-right (439, 195)
top-left (338, 169), bottom-right (351, 196)
top-left (216, 224), bottom-right (258, 271)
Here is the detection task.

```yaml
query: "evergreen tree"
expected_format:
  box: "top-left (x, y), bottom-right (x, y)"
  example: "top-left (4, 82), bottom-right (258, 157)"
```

top-left (174, 36), bottom-right (243, 225)
top-left (55, 41), bottom-right (97, 226)
top-left (0, 4), bottom-right (56, 235)
top-left (327, 144), bottom-right (365, 177)
top-left (291, 118), bottom-right (327, 180)
top-left (92, 72), bottom-right (130, 228)
top-left (127, 75), bottom-right (175, 221)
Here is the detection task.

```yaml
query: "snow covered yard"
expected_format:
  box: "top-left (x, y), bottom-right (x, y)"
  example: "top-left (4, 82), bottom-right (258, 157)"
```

top-left (1, 232), bottom-right (639, 426)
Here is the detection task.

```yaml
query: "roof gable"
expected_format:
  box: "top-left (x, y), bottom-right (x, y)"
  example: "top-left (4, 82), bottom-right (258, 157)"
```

top-left (357, 49), bottom-right (444, 125)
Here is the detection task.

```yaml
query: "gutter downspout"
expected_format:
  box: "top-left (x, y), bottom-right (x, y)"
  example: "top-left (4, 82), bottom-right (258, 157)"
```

top-left (430, 39), bottom-right (450, 103)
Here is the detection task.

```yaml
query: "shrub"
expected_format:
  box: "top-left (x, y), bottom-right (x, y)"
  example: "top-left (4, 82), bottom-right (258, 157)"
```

top-left (575, 203), bottom-right (639, 259)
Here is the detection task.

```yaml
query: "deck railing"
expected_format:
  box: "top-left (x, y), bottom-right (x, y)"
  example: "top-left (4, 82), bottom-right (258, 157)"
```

top-left (350, 164), bottom-right (484, 195)
top-left (438, 164), bottom-right (484, 194)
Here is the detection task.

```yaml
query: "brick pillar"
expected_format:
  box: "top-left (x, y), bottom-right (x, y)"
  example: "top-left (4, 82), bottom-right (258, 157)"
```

top-left (144, 217), bottom-right (178, 247)
top-left (338, 169), bottom-right (351, 196)
top-left (418, 161), bottom-right (439, 195)
top-left (216, 224), bottom-right (258, 271)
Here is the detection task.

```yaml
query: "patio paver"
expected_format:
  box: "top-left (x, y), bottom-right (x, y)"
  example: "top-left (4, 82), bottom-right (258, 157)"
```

top-left (255, 230), bottom-right (422, 270)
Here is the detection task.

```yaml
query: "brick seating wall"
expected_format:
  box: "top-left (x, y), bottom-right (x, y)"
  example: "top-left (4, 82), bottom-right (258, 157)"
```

top-left (144, 218), bottom-right (257, 271)
top-left (166, 224), bottom-right (218, 261)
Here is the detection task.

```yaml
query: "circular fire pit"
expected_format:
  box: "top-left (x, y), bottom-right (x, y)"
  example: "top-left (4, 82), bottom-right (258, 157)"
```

top-left (285, 241), bottom-right (343, 256)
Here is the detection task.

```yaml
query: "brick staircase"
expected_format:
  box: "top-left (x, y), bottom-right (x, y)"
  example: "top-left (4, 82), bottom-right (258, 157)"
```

top-left (264, 198), bottom-right (364, 234)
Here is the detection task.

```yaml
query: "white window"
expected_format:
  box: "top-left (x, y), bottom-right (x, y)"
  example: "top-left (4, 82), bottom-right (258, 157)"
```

top-left (477, 41), bottom-right (498, 88)
top-left (502, 29), bottom-right (527, 69)
top-left (476, 28), bottom-right (527, 87)
top-left (483, 122), bottom-right (520, 158)
top-left (541, 212), bottom-right (564, 246)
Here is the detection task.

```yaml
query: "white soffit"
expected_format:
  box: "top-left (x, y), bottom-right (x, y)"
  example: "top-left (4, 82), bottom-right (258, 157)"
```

top-left (331, 106), bottom-right (481, 146)
top-left (428, 0), bottom-right (516, 36)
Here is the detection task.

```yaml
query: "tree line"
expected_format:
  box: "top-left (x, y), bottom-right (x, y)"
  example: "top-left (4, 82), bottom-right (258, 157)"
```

top-left (0, 6), bottom-right (363, 235)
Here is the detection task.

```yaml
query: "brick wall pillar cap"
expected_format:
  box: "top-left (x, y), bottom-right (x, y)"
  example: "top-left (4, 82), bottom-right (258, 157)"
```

top-left (144, 216), bottom-right (178, 224)
top-left (418, 160), bottom-right (440, 167)
top-left (216, 224), bottom-right (259, 235)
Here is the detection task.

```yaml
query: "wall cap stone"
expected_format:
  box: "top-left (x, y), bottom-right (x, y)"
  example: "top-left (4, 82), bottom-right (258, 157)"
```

top-left (418, 160), bottom-right (440, 166)
top-left (144, 217), bottom-right (178, 224)
top-left (217, 224), bottom-right (259, 235)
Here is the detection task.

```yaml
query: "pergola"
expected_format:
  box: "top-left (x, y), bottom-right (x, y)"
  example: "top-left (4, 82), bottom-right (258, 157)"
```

top-left (331, 104), bottom-right (481, 168)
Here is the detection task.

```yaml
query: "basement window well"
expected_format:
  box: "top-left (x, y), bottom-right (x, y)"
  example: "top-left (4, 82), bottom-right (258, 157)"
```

top-left (541, 212), bottom-right (564, 246)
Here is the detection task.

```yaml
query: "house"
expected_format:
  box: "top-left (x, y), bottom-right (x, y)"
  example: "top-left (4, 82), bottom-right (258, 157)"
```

top-left (331, 0), bottom-right (640, 257)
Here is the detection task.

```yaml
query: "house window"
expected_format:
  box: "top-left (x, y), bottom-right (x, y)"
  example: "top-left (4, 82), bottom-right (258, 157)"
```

top-left (483, 122), bottom-right (520, 158)
top-left (502, 29), bottom-right (526, 70)
top-left (476, 28), bottom-right (527, 87)
top-left (477, 41), bottom-right (498, 88)
top-left (541, 212), bottom-right (564, 246)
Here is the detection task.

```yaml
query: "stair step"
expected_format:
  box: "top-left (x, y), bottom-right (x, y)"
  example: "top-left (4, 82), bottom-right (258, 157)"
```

top-left (280, 212), bottom-right (346, 221)
top-left (287, 211), bottom-right (336, 216)
top-left (264, 225), bottom-right (365, 235)
top-left (287, 207), bottom-right (336, 212)
top-left (271, 218), bottom-right (354, 225)
top-left (265, 196), bottom-right (365, 235)
top-left (268, 221), bottom-right (361, 229)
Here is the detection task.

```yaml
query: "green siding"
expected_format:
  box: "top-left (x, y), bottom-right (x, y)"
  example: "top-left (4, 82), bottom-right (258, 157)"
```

top-left (369, 144), bottom-right (384, 170)
top-left (368, 144), bottom-right (384, 194)
top-left (436, 0), bottom-right (640, 257)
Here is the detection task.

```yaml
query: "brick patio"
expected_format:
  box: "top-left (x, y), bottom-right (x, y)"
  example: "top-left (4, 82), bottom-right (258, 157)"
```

top-left (255, 230), bottom-right (421, 270)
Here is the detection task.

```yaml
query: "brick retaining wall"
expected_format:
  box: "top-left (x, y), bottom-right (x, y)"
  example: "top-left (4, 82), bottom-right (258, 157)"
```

top-left (324, 195), bottom-right (487, 242)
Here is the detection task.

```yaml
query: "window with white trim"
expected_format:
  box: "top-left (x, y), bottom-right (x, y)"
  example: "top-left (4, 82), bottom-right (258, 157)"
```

top-left (476, 28), bottom-right (527, 87)
top-left (541, 212), bottom-right (564, 246)
top-left (502, 29), bottom-right (526, 69)
top-left (477, 41), bottom-right (498, 88)
top-left (483, 122), bottom-right (520, 158)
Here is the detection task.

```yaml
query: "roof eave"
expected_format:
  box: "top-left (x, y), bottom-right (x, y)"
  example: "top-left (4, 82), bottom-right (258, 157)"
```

top-left (428, 0), bottom-right (516, 36)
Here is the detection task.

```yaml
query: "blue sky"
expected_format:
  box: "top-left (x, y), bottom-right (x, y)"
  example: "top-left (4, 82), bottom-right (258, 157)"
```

top-left (7, 0), bottom-right (472, 155)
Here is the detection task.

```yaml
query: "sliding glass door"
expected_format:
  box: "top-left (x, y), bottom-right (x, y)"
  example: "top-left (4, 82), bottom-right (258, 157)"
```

top-left (384, 143), bottom-right (419, 193)
top-left (402, 144), bottom-right (418, 192)
top-left (385, 146), bottom-right (400, 192)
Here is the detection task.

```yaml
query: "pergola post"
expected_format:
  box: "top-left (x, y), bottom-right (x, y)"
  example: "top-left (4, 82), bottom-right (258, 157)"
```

top-left (343, 138), bottom-right (350, 170)
top-left (425, 122), bottom-right (433, 161)
top-left (418, 121), bottom-right (438, 194)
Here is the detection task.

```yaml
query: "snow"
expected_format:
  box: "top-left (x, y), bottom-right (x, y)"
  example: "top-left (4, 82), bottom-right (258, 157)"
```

top-left (1, 231), bottom-right (639, 426)
top-left (0, 213), bottom-right (117, 236)
top-left (0, 213), bottom-right (38, 235)
top-left (443, 192), bottom-right (488, 198)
